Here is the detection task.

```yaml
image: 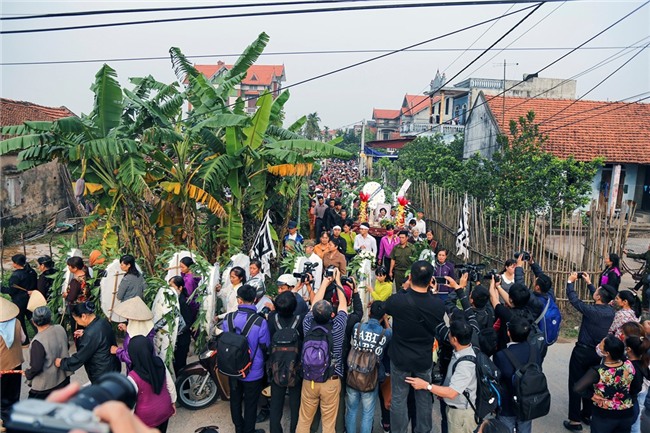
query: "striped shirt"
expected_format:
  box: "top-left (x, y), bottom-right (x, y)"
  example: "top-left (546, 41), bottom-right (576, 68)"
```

top-left (303, 310), bottom-right (348, 377)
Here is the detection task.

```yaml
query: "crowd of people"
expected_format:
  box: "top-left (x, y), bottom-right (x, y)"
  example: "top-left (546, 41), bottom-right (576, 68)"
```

top-left (313, 159), bottom-right (361, 193)
top-left (3, 217), bottom-right (650, 433)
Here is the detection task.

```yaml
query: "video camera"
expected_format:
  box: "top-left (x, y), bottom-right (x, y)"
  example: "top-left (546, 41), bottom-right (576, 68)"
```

top-left (455, 263), bottom-right (486, 282)
top-left (484, 268), bottom-right (501, 283)
top-left (293, 261), bottom-right (318, 283)
top-left (514, 250), bottom-right (531, 261)
top-left (7, 372), bottom-right (136, 433)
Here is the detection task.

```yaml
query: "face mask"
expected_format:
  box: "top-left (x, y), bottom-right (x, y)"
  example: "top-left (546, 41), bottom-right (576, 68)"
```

top-left (596, 345), bottom-right (606, 358)
top-left (386, 230), bottom-right (394, 236)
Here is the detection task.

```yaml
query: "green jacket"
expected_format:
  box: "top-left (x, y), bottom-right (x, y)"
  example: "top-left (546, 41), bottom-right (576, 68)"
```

top-left (627, 250), bottom-right (650, 275)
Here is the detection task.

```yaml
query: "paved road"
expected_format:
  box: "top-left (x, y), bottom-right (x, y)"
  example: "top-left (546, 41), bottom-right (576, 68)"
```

top-left (18, 341), bottom-right (579, 433)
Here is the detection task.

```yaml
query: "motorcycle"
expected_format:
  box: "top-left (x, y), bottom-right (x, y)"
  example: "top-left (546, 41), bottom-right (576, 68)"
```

top-left (175, 339), bottom-right (231, 410)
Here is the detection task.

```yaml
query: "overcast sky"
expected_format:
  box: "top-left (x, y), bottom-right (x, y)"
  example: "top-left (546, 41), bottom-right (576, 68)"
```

top-left (2, 0), bottom-right (649, 129)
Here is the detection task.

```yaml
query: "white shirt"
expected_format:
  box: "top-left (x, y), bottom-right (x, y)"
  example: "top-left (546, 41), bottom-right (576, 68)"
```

top-left (354, 234), bottom-right (377, 255)
top-left (415, 219), bottom-right (426, 235)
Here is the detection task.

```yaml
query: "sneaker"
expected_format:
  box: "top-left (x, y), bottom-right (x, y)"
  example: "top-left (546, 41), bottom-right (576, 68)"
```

top-left (563, 421), bottom-right (583, 431)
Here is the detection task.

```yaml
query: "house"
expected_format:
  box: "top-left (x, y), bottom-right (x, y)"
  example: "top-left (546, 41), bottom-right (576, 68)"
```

top-left (192, 61), bottom-right (286, 113)
top-left (1, 98), bottom-right (76, 239)
top-left (428, 70), bottom-right (576, 126)
top-left (463, 92), bottom-right (650, 213)
top-left (372, 109), bottom-right (401, 140)
top-left (399, 94), bottom-right (435, 136)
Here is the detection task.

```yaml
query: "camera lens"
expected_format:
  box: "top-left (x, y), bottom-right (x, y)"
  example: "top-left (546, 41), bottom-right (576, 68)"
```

top-left (70, 372), bottom-right (137, 411)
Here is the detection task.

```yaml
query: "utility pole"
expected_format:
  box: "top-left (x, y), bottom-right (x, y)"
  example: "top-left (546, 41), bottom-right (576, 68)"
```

top-left (359, 120), bottom-right (366, 177)
top-left (495, 59), bottom-right (518, 125)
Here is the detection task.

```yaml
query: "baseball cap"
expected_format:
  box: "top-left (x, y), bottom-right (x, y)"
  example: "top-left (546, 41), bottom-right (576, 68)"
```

top-left (277, 274), bottom-right (298, 287)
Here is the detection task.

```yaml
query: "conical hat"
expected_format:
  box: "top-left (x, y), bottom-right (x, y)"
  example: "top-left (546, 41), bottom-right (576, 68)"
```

top-left (113, 296), bottom-right (153, 321)
top-left (0, 297), bottom-right (19, 322)
top-left (27, 291), bottom-right (47, 312)
top-left (127, 319), bottom-right (154, 338)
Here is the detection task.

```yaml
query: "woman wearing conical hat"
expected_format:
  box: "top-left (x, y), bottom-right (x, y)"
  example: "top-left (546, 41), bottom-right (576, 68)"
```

top-left (110, 296), bottom-right (155, 373)
top-left (0, 296), bottom-right (24, 423)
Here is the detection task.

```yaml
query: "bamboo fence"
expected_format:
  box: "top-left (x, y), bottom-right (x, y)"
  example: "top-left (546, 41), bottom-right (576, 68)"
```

top-left (414, 181), bottom-right (636, 312)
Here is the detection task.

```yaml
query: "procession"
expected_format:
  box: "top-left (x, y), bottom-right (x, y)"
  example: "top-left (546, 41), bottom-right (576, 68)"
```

top-left (2, 1), bottom-right (650, 432)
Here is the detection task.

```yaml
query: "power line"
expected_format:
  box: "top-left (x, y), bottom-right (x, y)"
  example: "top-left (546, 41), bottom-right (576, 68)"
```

top-left (453, 0), bottom-right (650, 135)
top-left (462, 0), bottom-right (566, 78)
top-left (0, 0), bottom-right (384, 20)
top-left (0, 0), bottom-right (577, 35)
top-left (538, 41), bottom-right (650, 126)
top-left (180, 3), bottom-right (540, 124)
top-left (2, 45), bottom-right (641, 67)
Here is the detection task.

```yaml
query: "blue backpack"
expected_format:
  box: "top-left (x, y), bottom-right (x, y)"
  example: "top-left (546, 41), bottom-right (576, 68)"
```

top-left (302, 324), bottom-right (334, 383)
top-left (535, 295), bottom-right (561, 345)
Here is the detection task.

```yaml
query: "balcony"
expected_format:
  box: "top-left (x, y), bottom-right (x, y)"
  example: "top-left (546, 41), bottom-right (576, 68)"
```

top-left (400, 122), bottom-right (464, 137)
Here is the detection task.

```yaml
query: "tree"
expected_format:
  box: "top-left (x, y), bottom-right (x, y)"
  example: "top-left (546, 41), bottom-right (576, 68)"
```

top-left (303, 112), bottom-right (321, 140)
top-left (491, 111), bottom-right (603, 214)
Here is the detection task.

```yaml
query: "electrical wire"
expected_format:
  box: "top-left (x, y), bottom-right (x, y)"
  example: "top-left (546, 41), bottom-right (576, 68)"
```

top-left (0, 0), bottom-right (577, 35)
top-left (2, 45), bottom-right (641, 67)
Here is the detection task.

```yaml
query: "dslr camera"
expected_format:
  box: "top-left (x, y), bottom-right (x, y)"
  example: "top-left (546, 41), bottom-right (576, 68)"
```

top-left (293, 261), bottom-right (318, 283)
top-left (324, 265), bottom-right (337, 279)
top-left (514, 250), bottom-right (531, 261)
top-left (7, 372), bottom-right (136, 433)
top-left (456, 263), bottom-right (486, 282)
top-left (484, 268), bottom-right (501, 283)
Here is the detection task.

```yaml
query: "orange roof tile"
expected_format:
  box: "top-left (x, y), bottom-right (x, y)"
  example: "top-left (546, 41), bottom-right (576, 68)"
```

top-left (373, 109), bottom-right (401, 120)
top-left (401, 94), bottom-right (439, 117)
top-left (194, 62), bottom-right (285, 86)
top-left (1, 98), bottom-right (75, 126)
top-left (484, 96), bottom-right (650, 164)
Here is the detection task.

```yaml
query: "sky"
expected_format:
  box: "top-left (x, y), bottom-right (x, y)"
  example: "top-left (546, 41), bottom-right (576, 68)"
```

top-left (1, 0), bottom-right (649, 130)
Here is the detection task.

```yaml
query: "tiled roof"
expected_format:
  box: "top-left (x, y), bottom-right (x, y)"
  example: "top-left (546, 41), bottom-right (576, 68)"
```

top-left (401, 94), bottom-right (438, 117)
top-left (373, 109), bottom-right (400, 120)
top-left (194, 62), bottom-right (285, 86)
top-left (1, 98), bottom-right (75, 126)
top-left (484, 95), bottom-right (650, 164)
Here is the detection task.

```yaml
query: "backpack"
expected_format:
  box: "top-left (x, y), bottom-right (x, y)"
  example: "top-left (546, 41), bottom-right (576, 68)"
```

top-left (503, 344), bottom-right (551, 421)
top-left (511, 308), bottom-right (548, 360)
top-left (535, 296), bottom-right (561, 346)
top-left (269, 315), bottom-right (301, 387)
top-left (452, 347), bottom-right (503, 424)
top-left (346, 324), bottom-right (386, 392)
top-left (217, 312), bottom-right (262, 378)
top-left (475, 308), bottom-right (498, 357)
top-left (302, 324), bottom-right (334, 383)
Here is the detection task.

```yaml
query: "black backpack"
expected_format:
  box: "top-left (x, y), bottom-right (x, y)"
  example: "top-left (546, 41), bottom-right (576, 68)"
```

top-left (503, 344), bottom-right (551, 421)
top-left (475, 308), bottom-right (498, 357)
top-left (217, 312), bottom-right (262, 378)
top-left (269, 315), bottom-right (302, 387)
top-left (453, 347), bottom-right (503, 424)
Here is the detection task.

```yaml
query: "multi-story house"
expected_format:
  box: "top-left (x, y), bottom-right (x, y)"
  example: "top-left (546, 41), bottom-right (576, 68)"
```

top-left (372, 109), bottom-right (401, 140)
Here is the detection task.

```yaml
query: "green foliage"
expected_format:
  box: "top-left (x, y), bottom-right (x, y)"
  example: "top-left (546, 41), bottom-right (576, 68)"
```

top-left (303, 112), bottom-right (321, 140)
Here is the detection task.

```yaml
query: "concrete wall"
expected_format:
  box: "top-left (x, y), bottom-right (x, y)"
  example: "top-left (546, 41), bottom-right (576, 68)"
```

top-left (1, 156), bottom-right (69, 229)
top-left (463, 94), bottom-right (500, 159)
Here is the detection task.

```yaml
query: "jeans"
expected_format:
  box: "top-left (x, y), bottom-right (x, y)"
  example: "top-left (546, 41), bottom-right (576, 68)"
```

top-left (591, 412), bottom-right (634, 433)
top-left (229, 377), bottom-right (264, 433)
top-left (631, 389), bottom-right (647, 433)
top-left (270, 381), bottom-right (302, 433)
top-left (345, 386), bottom-right (378, 433)
top-left (498, 415), bottom-right (532, 433)
top-left (391, 361), bottom-right (433, 433)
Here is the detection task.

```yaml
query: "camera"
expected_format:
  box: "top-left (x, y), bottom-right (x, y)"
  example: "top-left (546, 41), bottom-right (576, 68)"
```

top-left (484, 269), bottom-right (501, 283)
top-left (293, 261), bottom-right (318, 283)
top-left (514, 250), bottom-right (531, 261)
top-left (324, 265), bottom-right (337, 279)
top-left (434, 276), bottom-right (448, 285)
top-left (260, 306), bottom-right (271, 315)
top-left (456, 263), bottom-right (486, 282)
top-left (7, 372), bottom-right (136, 433)
top-left (577, 272), bottom-right (586, 279)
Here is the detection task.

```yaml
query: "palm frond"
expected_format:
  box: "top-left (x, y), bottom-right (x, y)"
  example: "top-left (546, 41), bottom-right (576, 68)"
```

top-left (90, 64), bottom-right (123, 136)
top-left (216, 203), bottom-right (243, 250)
top-left (266, 125), bottom-right (304, 141)
top-left (243, 92), bottom-right (273, 150)
top-left (169, 47), bottom-right (199, 83)
top-left (227, 32), bottom-right (270, 80)
top-left (267, 163), bottom-right (314, 177)
top-left (187, 184), bottom-right (227, 217)
top-left (270, 90), bottom-right (290, 125)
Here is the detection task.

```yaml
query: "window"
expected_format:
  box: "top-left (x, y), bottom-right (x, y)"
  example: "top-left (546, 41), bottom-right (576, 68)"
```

top-left (382, 131), bottom-right (390, 140)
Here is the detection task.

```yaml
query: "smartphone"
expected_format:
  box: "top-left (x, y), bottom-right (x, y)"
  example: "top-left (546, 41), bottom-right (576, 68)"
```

top-left (434, 276), bottom-right (447, 285)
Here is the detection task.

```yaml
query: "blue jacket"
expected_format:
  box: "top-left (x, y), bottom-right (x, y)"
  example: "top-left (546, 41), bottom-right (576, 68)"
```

top-left (222, 304), bottom-right (270, 382)
top-left (493, 341), bottom-right (541, 417)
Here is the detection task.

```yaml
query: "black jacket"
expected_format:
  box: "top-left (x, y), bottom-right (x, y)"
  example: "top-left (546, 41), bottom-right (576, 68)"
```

top-left (60, 317), bottom-right (120, 383)
top-left (3, 266), bottom-right (38, 308)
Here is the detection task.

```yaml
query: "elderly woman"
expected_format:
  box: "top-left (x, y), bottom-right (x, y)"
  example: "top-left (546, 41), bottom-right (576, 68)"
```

top-left (25, 306), bottom-right (71, 399)
top-left (0, 296), bottom-right (24, 423)
top-left (110, 296), bottom-right (155, 373)
top-left (56, 301), bottom-right (120, 384)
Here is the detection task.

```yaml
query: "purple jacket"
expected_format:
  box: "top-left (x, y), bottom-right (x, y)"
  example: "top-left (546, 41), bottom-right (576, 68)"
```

top-left (182, 272), bottom-right (201, 320)
top-left (378, 235), bottom-right (399, 262)
top-left (222, 304), bottom-right (270, 382)
top-left (116, 329), bottom-right (156, 372)
top-left (434, 261), bottom-right (456, 295)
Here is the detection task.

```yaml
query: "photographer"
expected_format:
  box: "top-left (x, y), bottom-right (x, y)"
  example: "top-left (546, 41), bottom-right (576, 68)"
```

top-left (323, 240), bottom-right (347, 275)
top-left (513, 253), bottom-right (555, 319)
top-left (294, 240), bottom-right (323, 295)
top-left (275, 273), bottom-right (310, 316)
